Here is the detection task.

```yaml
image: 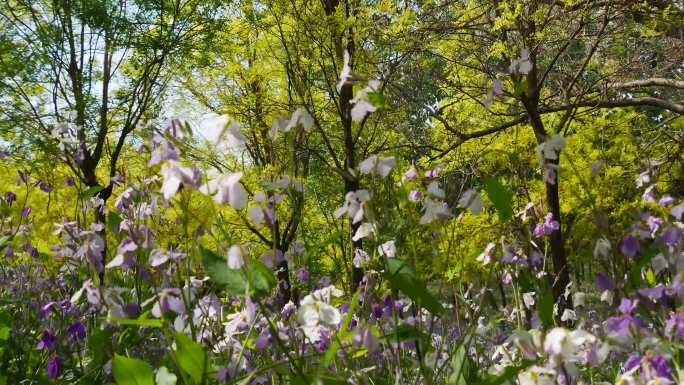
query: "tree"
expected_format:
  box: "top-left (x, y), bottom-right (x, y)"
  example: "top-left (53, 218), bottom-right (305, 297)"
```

top-left (0, 0), bottom-right (224, 272)
top-left (416, 0), bottom-right (683, 316)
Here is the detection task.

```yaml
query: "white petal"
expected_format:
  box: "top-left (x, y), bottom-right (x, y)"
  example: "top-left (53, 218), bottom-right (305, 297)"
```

top-left (105, 254), bottom-right (125, 269)
top-left (351, 100), bottom-right (376, 121)
top-left (227, 245), bottom-right (244, 269)
top-left (352, 223), bottom-right (374, 241)
top-left (249, 206), bottom-right (264, 226)
top-left (226, 121), bottom-right (246, 148)
top-left (427, 181), bottom-right (445, 199)
top-left (318, 303), bottom-right (341, 325)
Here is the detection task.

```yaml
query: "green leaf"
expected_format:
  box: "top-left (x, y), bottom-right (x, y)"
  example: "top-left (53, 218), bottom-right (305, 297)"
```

top-left (108, 312), bottom-right (163, 328)
top-left (87, 328), bottom-right (113, 369)
top-left (0, 326), bottom-right (10, 340)
top-left (484, 178), bottom-right (513, 222)
top-left (384, 259), bottom-right (444, 315)
top-left (513, 79), bottom-right (527, 97)
top-left (381, 324), bottom-right (429, 343)
top-left (81, 185), bottom-right (104, 199)
top-left (448, 344), bottom-right (478, 385)
top-left (627, 244), bottom-right (658, 290)
top-left (199, 245), bottom-right (248, 295)
top-left (0, 235), bottom-right (11, 251)
top-left (248, 261), bottom-right (277, 298)
top-left (107, 212), bottom-right (123, 233)
top-left (367, 92), bottom-right (388, 110)
top-left (172, 331), bottom-right (206, 383)
top-left (474, 362), bottom-right (531, 385)
top-left (112, 354), bottom-right (154, 385)
top-left (537, 284), bottom-right (554, 328)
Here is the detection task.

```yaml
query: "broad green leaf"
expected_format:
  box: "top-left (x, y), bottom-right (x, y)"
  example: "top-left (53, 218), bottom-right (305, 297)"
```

top-left (513, 79), bottom-right (527, 97)
top-left (0, 326), bottom-right (10, 340)
top-left (107, 212), bottom-right (123, 233)
top-left (81, 185), bottom-right (104, 199)
top-left (449, 344), bottom-right (478, 385)
top-left (108, 313), bottom-right (163, 328)
top-left (112, 354), bottom-right (154, 385)
top-left (367, 92), bottom-right (388, 110)
top-left (0, 235), bottom-right (10, 251)
top-left (474, 362), bottom-right (531, 385)
top-left (199, 245), bottom-right (248, 295)
top-left (248, 261), bottom-right (277, 298)
top-left (381, 324), bottom-right (428, 343)
top-left (384, 259), bottom-right (444, 315)
top-left (172, 331), bottom-right (206, 383)
top-left (537, 285), bottom-right (554, 328)
top-left (484, 178), bottom-right (513, 221)
top-left (627, 244), bottom-right (658, 291)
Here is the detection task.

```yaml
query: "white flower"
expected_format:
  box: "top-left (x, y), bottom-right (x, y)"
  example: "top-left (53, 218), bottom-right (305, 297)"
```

top-left (359, 155), bottom-right (395, 177)
top-left (350, 80), bottom-right (381, 121)
top-left (523, 292), bottom-right (536, 309)
top-left (227, 245), bottom-right (244, 269)
top-left (427, 181), bottom-right (445, 199)
top-left (334, 190), bottom-right (371, 224)
top-left (543, 328), bottom-right (595, 364)
top-left (285, 108), bottom-right (314, 132)
top-left (351, 100), bottom-right (377, 121)
top-left (537, 134), bottom-right (565, 163)
top-left (352, 249), bottom-right (369, 268)
top-left (160, 161), bottom-right (199, 200)
top-left (352, 222), bottom-right (374, 241)
top-left (336, 50), bottom-right (353, 92)
top-left (652, 253), bottom-right (669, 274)
top-left (202, 114), bottom-right (246, 148)
top-left (248, 205), bottom-right (264, 226)
top-left (509, 48), bottom-right (533, 75)
top-left (561, 309), bottom-right (577, 322)
top-left (297, 285), bottom-right (343, 342)
top-left (420, 197), bottom-right (452, 224)
top-left (600, 289), bottom-right (613, 305)
top-left (378, 240), bottom-right (396, 258)
top-left (199, 172), bottom-right (248, 209)
top-left (593, 237), bottom-right (611, 258)
top-left (459, 189), bottom-right (485, 214)
top-left (517, 366), bottom-right (556, 385)
top-left (477, 242), bottom-right (496, 265)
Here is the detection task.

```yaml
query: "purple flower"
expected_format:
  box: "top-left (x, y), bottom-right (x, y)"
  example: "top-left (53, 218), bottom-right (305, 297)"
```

top-left (618, 298), bottom-right (638, 314)
top-left (296, 268), bottom-right (309, 282)
top-left (0, 150), bottom-right (7, 159)
top-left (3, 191), bottom-right (16, 205)
top-left (64, 177), bottom-right (74, 186)
top-left (371, 303), bottom-right (383, 319)
top-left (47, 355), bottom-right (61, 379)
top-left (21, 206), bottom-right (31, 218)
top-left (620, 235), bottom-right (639, 258)
top-left (665, 311), bottom-right (684, 339)
top-left (638, 285), bottom-right (664, 301)
top-left (662, 227), bottom-right (681, 247)
top-left (408, 189), bottom-right (422, 202)
top-left (67, 321), bottom-right (86, 341)
top-left (424, 164), bottom-right (444, 178)
top-left (651, 355), bottom-right (673, 379)
top-left (36, 330), bottom-right (57, 352)
top-left (38, 180), bottom-right (52, 193)
top-left (595, 272), bottom-right (614, 291)
top-left (659, 195), bottom-right (675, 206)
top-left (533, 213), bottom-right (560, 238)
top-left (39, 302), bottom-right (60, 319)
